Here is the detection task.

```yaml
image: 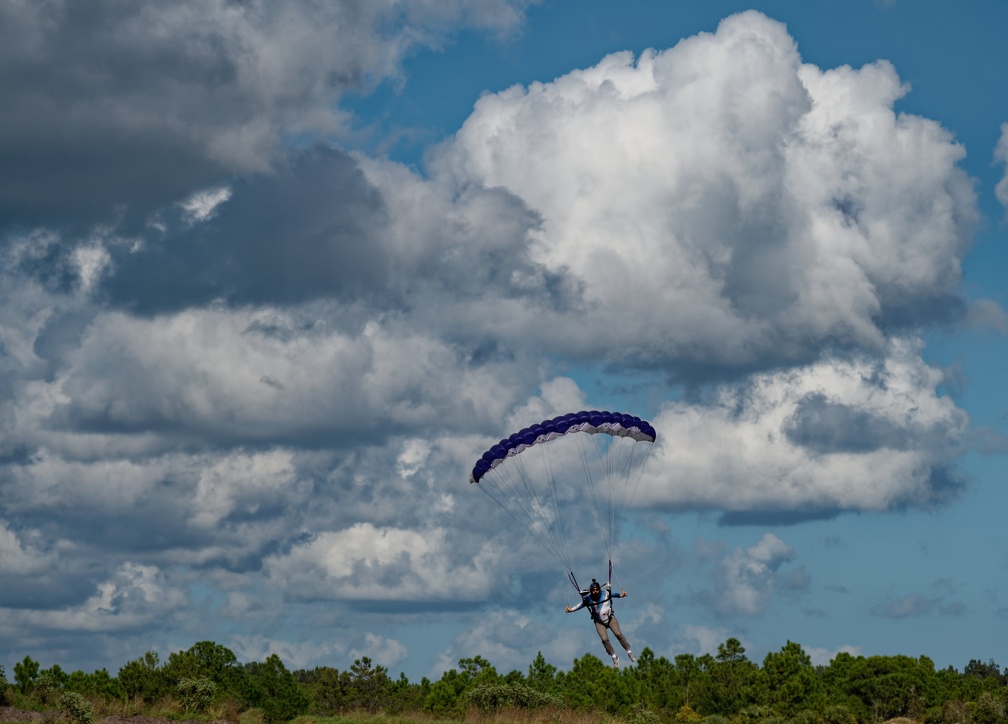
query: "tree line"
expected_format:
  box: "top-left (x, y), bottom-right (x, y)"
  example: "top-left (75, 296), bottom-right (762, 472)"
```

top-left (1, 638), bottom-right (1006, 724)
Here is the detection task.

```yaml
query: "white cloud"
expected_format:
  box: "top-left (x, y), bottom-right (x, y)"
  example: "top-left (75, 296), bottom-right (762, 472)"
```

top-left (0, 522), bottom-right (52, 575)
top-left (430, 11), bottom-right (976, 368)
top-left (180, 186), bottom-right (233, 224)
top-left (264, 522), bottom-right (498, 600)
top-left (995, 122), bottom-right (1008, 216)
top-left (639, 338), bottom-right (968, 516)
top-left (805, 644), bottom-right (862, 667)
top-left (193, 448), bottom-right (300, 528)
top-left (716, 533), bottom-right (795, 616)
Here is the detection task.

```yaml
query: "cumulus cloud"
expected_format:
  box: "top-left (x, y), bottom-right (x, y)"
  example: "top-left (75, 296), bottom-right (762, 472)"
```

top-left (712, 533), bottom-right (801, 616)
top-left (639, 338), bottom-right (968, 521)
top-left (995, 123), bottom-right (1008, 216)
top-left (431, 11), bottom-right (976, 373)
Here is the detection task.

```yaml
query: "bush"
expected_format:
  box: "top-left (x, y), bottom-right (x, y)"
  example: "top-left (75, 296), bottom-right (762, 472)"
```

top-left (33, 672), bottom-right (62, 706)
top-left (60, 691), bottom-right (95, 724)
top-left (178, 676), bottom-right (217, 713)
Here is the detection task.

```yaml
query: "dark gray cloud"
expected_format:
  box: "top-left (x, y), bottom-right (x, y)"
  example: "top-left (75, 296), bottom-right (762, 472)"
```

top-left (784, 392), bottom-right (913, 453)
top-left (0, 0), bottom-right (532, 234)
top-left (103, 147), bottom-right (391, 313)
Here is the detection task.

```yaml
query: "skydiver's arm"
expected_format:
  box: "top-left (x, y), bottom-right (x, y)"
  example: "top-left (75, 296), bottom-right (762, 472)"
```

top-left (566, 598), bottom-right (587, 613)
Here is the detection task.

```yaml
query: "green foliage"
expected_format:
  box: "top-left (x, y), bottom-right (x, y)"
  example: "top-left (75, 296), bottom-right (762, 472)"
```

top-left (14, 655), bottom-right (40, 693)
top-left (763, 641), bottom-right (824, 718)
top-left (32, 671), bottom-right (62, 706)
top-left (528, 651), bottom-right (559, 693)
top-left (8, 635), bottom-right (1008, 724)
top-left (177, 676), bottom-right (217, 713)
top-left (242, 653), bottom-right (309, 722)
top-left (165, 640), bottom-right (243, 698)
top-left (118, 650), bottom-right (169, 704)
top-left (59, 691), bottom-right (95, 724)
top-left (65, 669), bottom-right (121, 700)
top-left (819, 703), bottom-right (858, 724)
top-left (461, 681), bottom-right (563, 711)
top-left (556, 653), bottom-right (633, 713)
top-left (296, 665), bottom-right (346, 714)
top-left (346, 656), bottom-right (393, 712)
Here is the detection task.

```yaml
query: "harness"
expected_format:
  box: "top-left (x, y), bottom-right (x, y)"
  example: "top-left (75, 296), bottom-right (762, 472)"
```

top-left (581, 589), bottom-right (615, 624)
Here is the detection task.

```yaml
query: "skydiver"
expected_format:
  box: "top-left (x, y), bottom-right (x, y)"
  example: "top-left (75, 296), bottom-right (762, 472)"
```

top-left (565, 578), bottom-right (636, 669)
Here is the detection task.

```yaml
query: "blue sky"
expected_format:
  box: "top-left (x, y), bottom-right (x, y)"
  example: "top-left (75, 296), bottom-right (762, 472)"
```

top-left (1, 0), bottom-right (1007, 683)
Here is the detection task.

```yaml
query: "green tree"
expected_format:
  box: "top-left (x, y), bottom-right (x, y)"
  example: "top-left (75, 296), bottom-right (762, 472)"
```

top-left (708, 638), bottom-right (764, 715)
top-left (527, 652), bottom-right (559, 693)
top-left (824, 653), bottom-right (938, 721)
top-left (424, 667), bottom-right (469, 714)
top-left (346, 656), bottom-right (392, 712)
top-left (387, 672), bottom-right (427, 714)
top-left (762, 641), bottom-right (823, 717)
top-left (118, 651), bottom-right (169, 703)
top-left (66, 669), bottom-right (121, 701)
top-left (164, 640), bottom-right (243, 698)
top-left (242, 654), bottom-right (309, 722)
top-left (631, 648), bottom-right (683, 713)
top-left (14, 655), bottom-right (39, 693)
top-left (296, 666), bottom-right (347, 714)
top-left (556, 653), bottom-right (633, 713)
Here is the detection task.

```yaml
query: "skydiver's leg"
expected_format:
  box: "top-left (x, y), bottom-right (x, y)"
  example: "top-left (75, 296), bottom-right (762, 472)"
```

top-left (594, 621), bottom-right (615, 655)
top-left (608, 617), bottom-right (632, 653)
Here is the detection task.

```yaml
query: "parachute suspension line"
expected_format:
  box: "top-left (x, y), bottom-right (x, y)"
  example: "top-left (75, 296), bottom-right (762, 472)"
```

top-left (476, 476), bottom-right (560, 569)
top-left (574, 431), bottom-right (614, 563)
top-left (517, 447), bottom-right (572, 572)
top-left (568, 569), bottom-right (582, 594)
top-left (609, 437), bottom-right (639, 549)
top-left (612, 438), bottom-right (656, 547)
top-left (536, 436), bottom-right (573, 573)
top-left (586, 431), bottom-right (620, 562)
top-left (478, 452), bottom-right (570, 573)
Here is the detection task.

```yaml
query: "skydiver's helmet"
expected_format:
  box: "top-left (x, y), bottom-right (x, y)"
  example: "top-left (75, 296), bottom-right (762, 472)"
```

top-left (589, 580), bottom-right (601, 597)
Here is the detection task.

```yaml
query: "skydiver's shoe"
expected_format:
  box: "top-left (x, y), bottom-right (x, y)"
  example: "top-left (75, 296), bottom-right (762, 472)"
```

top-left (627, 651), bottom-right (637, 663)
top-left (612, 654), bottom-right (620, 669)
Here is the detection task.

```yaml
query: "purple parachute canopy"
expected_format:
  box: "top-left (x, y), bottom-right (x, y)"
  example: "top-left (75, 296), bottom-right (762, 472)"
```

top-left (469, 410), bottom-right (657, 483)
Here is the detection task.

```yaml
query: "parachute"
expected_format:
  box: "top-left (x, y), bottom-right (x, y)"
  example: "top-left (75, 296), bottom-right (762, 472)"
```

top-left (469, 410), bottom-right (656, 591)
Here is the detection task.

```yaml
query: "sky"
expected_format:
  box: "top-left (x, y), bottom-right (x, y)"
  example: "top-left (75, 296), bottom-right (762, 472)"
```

top-left (1, 0), bottom-right (1007, 683)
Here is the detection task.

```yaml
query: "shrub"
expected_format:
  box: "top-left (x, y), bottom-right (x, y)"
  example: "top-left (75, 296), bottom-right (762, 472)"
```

top-left (628, 706), bottom-right (662, 724)
top-left (178, 676), bottom-right (217, 713)
top-left (675, 705), bottom-right (702, 724)
top-left (60, 691), bottom-right (95, 724)
top-left (33, 671), bottom-right (62, 706)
